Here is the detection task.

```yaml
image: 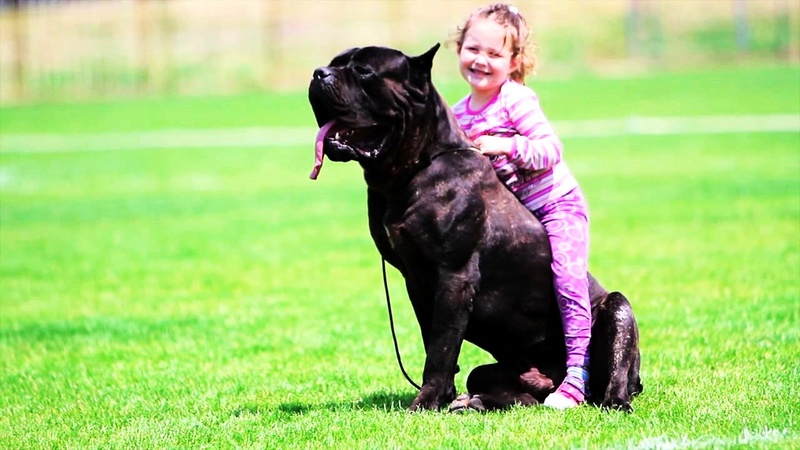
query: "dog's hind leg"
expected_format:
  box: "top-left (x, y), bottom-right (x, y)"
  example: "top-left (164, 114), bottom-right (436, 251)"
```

top-left (628, 342), bottom-right (643, 398)
top-left (449, 363), bottom-right (553, 412)
top-left (589, 291), bottom-right (642, 412)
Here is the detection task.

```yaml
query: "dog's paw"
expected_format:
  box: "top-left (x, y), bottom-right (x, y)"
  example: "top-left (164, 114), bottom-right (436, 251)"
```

top-left (601, 396), bottom-right (633, 413)
top-left (519, 367), bottom-right (555, 394)
top-left (448, 394), bottom-right (471, 413)
top-left (408, 393), bottom-right (442, 412)
top-left (408, 382), bottom-right (457, 412)
top-left (448, 394), bottom-right (486, 413)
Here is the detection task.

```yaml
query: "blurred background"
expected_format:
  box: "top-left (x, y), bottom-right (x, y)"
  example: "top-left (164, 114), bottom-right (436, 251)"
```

top-left (0, 0), bottom-right (798, 105)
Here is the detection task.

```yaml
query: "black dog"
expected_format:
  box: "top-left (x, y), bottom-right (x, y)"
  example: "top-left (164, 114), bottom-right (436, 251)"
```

top-left (308, 44), bottom-right (642, 412)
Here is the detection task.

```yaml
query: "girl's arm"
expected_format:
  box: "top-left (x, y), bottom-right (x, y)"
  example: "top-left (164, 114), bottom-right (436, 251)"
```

top-left (505, 89), bottom-right (564, 171)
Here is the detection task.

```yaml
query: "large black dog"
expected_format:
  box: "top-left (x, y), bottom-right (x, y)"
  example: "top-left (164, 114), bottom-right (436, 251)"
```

top-left (308, 44), bottom-right (642, 412)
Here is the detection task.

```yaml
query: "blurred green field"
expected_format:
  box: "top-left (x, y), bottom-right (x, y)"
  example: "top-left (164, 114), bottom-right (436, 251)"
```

top-left (1, 65), bottom-right (799, 134)
top-left (1, 65), bottom-right (799, 448)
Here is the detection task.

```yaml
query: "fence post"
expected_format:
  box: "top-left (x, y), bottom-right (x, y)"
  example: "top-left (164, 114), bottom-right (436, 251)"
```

top-left (10, 0), bottom-right (26, 102)
top-left (775, 0), bottom-right (791, 58)
top-left (734, 0), bottom-right (750, 52)
top-left (626, 0), bottom-right (640, 57)
top-left (263, 0), bottom-right (281, 89)
top-left (137, 0), bottom-right (150, 95)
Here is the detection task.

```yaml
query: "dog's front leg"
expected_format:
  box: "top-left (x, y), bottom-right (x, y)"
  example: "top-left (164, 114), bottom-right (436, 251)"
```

top-left (409, 267), bottom-right (476, 411)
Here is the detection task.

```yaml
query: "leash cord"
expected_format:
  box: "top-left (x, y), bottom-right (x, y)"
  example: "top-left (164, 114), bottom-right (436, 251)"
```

top-left (382, 258), bottom-right (422, 391)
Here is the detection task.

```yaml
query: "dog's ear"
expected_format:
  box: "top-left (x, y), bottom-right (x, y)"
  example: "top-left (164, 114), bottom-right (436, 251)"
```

top-left (410, 43), bottom-right (440, 75)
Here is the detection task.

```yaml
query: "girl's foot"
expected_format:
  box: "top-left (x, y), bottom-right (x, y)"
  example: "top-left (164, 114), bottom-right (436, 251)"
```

top-left (543, 366), bottom-right (588, 410)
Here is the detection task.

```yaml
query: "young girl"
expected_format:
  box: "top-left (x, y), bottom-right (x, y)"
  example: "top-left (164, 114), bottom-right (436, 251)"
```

top-left (451, 3), bottom-right (592, 409)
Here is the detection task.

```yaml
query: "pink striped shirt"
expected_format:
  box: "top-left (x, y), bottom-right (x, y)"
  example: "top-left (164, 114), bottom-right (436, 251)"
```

top-left (452, 80), bottom-right (578, 212)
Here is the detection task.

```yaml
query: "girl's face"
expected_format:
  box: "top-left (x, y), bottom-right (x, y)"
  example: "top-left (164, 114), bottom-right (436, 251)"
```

top-left (458, 18), bottom-right (519, 99)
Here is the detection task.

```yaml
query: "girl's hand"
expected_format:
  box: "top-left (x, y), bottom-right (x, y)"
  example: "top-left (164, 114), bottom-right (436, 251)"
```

top-left (474, 135), bottom-right (513, 156)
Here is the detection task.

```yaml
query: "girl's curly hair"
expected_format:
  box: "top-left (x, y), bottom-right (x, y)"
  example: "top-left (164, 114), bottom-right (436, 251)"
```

top-left (452, 3), bottom-right (538, 83)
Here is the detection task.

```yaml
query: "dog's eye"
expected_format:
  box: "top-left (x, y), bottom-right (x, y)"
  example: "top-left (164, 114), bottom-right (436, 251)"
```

top-left (353, 65), bottom-right (373, 77)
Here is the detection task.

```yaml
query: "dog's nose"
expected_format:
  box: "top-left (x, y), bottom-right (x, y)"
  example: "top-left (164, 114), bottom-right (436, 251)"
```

top-left (313, 67), bottom-right (333, 80)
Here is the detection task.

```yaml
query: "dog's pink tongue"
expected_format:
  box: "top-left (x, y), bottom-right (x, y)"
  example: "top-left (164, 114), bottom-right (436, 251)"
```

top-left (310, 120), bottom-right (336, 180)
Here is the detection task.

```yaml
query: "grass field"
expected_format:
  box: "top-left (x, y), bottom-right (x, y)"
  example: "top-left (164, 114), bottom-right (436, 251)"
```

top-left (1, 65), bottom-right (799, 448)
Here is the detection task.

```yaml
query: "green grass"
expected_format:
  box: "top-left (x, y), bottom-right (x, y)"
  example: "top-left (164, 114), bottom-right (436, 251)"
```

top-left (1, 65), bottom-right (799, 448)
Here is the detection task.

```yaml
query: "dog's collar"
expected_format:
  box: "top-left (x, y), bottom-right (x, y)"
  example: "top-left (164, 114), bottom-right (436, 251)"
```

top-left (430, 146), bottom-right (482, 161)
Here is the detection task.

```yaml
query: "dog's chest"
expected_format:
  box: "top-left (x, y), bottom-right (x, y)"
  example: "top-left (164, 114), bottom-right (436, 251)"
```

top-left (381, 202), bottom-right (437, 254)
top-left (383, 213), bottom-right (423, 252)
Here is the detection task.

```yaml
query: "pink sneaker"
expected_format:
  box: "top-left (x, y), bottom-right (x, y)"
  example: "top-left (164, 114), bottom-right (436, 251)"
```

top-left (543, 367), bottom-right (588, 410)
top-left (543, 390), bottom-right (581, 409)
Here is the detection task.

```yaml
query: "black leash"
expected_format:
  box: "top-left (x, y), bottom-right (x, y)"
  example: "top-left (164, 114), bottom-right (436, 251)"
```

top-left (382, 258), bottom-right (422, 391)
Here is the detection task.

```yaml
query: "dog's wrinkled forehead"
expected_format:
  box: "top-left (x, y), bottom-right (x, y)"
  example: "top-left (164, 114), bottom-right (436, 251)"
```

top-left (327, 46), bottom-right (409, 76)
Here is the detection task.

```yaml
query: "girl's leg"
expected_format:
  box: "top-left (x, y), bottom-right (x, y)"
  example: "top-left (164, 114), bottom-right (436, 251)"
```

top-left (533, 188), bottom-right (592, 408)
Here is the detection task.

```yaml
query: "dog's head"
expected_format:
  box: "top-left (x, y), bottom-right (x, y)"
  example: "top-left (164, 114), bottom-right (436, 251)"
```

top-left (308, 44), bottom-right (440, 179)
